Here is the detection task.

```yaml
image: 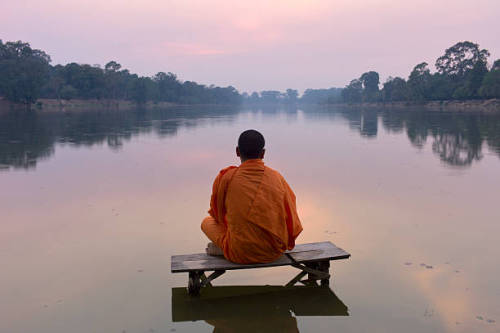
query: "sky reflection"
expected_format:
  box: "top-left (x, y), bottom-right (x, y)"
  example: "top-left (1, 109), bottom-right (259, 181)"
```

top-left (1, 107), bottom-right (500, 332)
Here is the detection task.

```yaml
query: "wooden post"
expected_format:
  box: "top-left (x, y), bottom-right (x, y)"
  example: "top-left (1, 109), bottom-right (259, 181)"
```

top-left (188, 271), bottom-right (201, 296)
top-left (320, 261), bottom-right (330, 286)
top-left (305, 262), bottom-right (320, 285)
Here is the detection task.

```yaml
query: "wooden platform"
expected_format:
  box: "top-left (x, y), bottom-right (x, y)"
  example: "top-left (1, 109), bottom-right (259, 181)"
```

top-left (171, 241), bottom-right (349, 272)
top-left (171, 241), bottom-right (350, 295)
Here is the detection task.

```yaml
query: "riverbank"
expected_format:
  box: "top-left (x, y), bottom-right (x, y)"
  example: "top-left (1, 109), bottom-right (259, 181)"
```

top-left (329, 99), bottom-right (500, 112)
top-left (0, 98), bottom-right (179, 113)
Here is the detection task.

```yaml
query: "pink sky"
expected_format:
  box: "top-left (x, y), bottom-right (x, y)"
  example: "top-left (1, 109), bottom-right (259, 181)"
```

top-left (1, 0), bottom-right (499, 93)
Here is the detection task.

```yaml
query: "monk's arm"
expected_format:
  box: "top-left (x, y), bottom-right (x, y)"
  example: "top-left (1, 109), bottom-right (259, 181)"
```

top-left (208, 172), bottom-right (223, 221)
top-left (282, 178), bottom-right (303, 249)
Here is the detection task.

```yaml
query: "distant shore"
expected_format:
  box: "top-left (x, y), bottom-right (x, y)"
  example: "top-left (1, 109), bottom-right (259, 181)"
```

top-left (0, 98), bottom-right (181, 113)
top-left (2, 98), bottom-right (499, 114)
top-left (326, 99), bottom-right (500, 113)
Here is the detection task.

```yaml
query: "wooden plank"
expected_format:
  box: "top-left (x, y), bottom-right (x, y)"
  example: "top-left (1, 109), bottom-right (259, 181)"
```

top-left (286, 241), bottom-right (350, 263)
top-left (171, 241), bottom-right (350, 273)
top-left (171, 254), bottom-right (293, 273)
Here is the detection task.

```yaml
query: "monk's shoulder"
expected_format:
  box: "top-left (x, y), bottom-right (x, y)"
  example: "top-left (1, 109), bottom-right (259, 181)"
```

top-left (217, 165), bottom-right (238, 179)
top-left (264, 166), bottom-right (287, 185)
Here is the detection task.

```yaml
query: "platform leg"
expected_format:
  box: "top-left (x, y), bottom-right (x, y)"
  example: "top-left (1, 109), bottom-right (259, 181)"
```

top-left (188, 271), bottom-right (201, 296)
top-left (320, 261), bottom-right (331, 286)
top-left (305, 262), bottom-right (320, 286)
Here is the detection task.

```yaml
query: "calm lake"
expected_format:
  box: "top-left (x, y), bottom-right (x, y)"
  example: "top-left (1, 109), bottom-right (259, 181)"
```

top-left (1, 106), bottom-right (500, 333)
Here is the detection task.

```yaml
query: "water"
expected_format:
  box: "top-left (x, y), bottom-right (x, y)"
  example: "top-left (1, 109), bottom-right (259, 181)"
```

top-left (1, 106), bottom-right (499, 333)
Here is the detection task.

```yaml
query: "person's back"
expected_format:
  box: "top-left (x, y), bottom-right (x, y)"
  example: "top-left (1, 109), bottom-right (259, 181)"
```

top-left (201, 129), bottom-right (302, 264)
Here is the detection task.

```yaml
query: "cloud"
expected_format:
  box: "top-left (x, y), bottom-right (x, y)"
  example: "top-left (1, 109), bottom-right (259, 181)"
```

top-left (162, 42), bottom-right (227, 56)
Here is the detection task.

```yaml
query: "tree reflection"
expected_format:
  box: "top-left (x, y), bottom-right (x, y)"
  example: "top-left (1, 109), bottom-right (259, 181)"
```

top-left (432, 132), bottom-right (482, 166)
top-left (0, 106), bottom-right (239, 170)
top-left (360, 110), bottom-right (378, 138)
top-left (325, 106), bottom-right (500, 168)
top-left (1, 106), bottom-right (500, 170)
top-left (0, 111), bottom-right (54, 169)
top-left (335, 108), bottom-right (378, 138)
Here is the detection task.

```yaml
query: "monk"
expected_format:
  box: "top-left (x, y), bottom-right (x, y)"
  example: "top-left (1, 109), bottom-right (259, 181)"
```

top-left (201, 129), bottom-right (302, 264)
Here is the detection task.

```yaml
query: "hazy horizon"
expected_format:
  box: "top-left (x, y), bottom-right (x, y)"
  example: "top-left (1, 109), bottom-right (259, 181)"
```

top-left (2, 0), bottom-right (499, 93)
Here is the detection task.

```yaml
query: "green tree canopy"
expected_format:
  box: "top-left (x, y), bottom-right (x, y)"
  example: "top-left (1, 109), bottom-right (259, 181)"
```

top-left (0, 40), bottom-right (51, 105)
top-left (435, 41), bottom-right (490, 77)
top-left (341, 79), bottom-right (363, 103)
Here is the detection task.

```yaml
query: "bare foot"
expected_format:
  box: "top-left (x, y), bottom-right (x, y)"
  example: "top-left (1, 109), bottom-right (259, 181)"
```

top-left (206, 242), bottom-right (224, 256)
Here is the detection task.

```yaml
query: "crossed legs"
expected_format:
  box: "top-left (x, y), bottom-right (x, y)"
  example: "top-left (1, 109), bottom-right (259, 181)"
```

top-left (201, 216), bottom-right (226, 256)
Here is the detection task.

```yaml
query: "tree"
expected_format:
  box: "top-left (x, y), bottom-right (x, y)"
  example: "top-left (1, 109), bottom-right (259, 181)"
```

top-left (341, 79), bottom-right (363, 103)
top-left (301, 88), bottom-right (342, 104)
top-left (260, 91), bottom-right (282, 103)
top-left (131, 77), bottom-right (149, 105)
top-left (382, 77), bottom-right (408, 101)
top-left (41, 64), bottom-right (65, 100)
top-left (153, 72), bottom-right (180, 102)
top-left (248, 92), bottom-right (260, 103)
top-left (492, 59), bottom-right (500, 72)
top-left (479, 63), bottom-right (500, 98)
top-left (60, 85), bottom-right (78, 100)
top-left (285, 89), bottom-right (298, 103)
top-left (435, 41), bottom-right (490, 77)
top-left (360, 71), bottom-right (380, 101)
top-left (104, 61), bottom-right (121, 73)
top-left (104, 61), bottom-right (122, 100)
top-left (0, 40), bottom-right (51, 105)
top-left (408, 62), bottom-right (432, 101)
top-left (456, 59), bottom-right (488, 99)
top-left (62, 63), bottom-right (105, 99)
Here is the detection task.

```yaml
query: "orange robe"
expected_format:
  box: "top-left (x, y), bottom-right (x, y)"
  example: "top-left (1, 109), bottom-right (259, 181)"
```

top-left (201, 159), bottom-right (302, 264)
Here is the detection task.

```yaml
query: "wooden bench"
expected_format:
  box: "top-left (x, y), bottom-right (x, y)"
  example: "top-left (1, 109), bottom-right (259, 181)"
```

top-left (171, 241), bottom-right (350, 295)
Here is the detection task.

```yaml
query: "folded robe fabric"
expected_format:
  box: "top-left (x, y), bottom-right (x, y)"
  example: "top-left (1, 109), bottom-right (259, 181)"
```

top-left (207, 159), bottom-right (302, 264)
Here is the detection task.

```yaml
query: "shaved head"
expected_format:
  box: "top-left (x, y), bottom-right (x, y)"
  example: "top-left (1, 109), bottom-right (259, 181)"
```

top-left (238, 130), bottom-right (265, 159)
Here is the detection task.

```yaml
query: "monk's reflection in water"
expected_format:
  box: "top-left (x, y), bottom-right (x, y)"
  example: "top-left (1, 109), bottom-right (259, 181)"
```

top-left (172, 285), bottom-right (348, 332)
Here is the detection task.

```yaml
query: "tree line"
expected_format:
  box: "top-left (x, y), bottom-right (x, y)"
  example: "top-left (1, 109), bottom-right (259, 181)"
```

top-left (341, 41), bottom-right (500, 103)
top-left (243, 41), bottom-right (499, 105)
top-left (0, 40), bottom-right (242, 106)
top-left (1, 39), bottom-right (499, 107)
top-left (243, 88), bottom-right (343, 104)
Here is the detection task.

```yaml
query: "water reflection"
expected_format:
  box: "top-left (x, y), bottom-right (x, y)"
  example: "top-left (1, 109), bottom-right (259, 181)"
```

top-left (1, 106), bottom-right (499, 170)
top-left (172, 285), bottom-right (348, 332)
top-left (304, 106), bottom-right (500, 167)
top-left (0, 106), bottom-right (239, 170)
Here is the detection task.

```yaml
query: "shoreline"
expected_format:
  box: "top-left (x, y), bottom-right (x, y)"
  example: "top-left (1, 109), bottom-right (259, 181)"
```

top-left (2, 98), bottom-right (500, 114)
top-left (0, 98), bottom-right (180, 113)
top-left (0, 98), bottom-right (245, 114)
top-left (321, 99), bottom-right (500, 113)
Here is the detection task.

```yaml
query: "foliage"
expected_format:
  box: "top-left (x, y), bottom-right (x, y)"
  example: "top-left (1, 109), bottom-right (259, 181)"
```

top-left (407, 62), bottom-right (431, 101)
top-left (0, 40), bottom-right (51, 105)
top-left (300, 88), bottom-right (342, 104)
top-left (341, 79), bottom-right (363, 103)
top-left (479, 66), bottom-right (500, 98)
top-left (2, 39), bottom-right (500, 107)
top-left (339, 41), bottom-right (500, 103)
top-left (360, 71), bottom-right (380, 101)
top-left (0, 39), bottom-right (242, 106)
top-left (435, 41), bottom-right (489, 77)
top-left (382, 77), bottom-right (408, 101)
top-left (285, 89), bottom-right (298, 103)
